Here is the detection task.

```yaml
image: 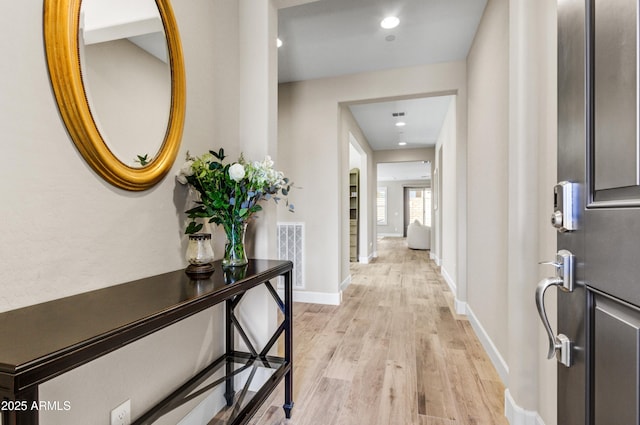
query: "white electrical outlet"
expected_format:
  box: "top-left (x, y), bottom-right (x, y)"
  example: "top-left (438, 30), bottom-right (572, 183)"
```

top-left (110, 399), bottom-right (131, 425)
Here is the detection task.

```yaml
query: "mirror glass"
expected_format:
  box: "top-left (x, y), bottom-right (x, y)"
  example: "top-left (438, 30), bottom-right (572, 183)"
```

top-left (79, 0), bottom-right (171, 167)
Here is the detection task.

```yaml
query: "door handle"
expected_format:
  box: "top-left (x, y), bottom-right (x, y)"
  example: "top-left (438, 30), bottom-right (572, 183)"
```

top-left (535, 250), bottom-right (575, 367)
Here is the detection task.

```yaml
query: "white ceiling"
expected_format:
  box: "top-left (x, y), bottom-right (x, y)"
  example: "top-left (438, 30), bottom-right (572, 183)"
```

top-left (377, 161), bottom-right (431, 182)
top-left (81, 0), bottom-right (167, 62)
top-left (277, 0), bottom-right (487, 178)
top-left (348, 96), bottom-right (453, 151)
top-left (277, 0), bottom-right (487, 83)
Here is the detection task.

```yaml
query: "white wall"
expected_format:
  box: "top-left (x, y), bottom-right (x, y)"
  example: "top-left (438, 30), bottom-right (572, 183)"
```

top-left (376, 179), bottom-right (430, 237)
top-left (278, 63), bottom-right (467, 303)
top-left (376, 180), bottom-right (405, 237)
top-left (466, 0), bottom-right (509, 373)
top-left (0, 0), bottom-right (239, 303)
top-left (436, 100), bottom-right (458, 293)
top-left (0, 1), bottom-right (279, 423)
top-left (465, 1), bottom-right (559, 424)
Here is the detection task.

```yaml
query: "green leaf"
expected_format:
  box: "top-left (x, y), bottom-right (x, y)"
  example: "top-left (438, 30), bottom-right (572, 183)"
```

top-left (185, 206), bottom-right (206, 214)
top-left (135, 154), bottom-right (151, 166)
top-left (185, 221), bottom-right (203, 234)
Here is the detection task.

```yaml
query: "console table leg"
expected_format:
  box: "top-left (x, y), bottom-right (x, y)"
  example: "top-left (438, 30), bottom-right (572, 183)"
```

top-left (223, 388), bottom-right (235, 407)
top-left (283, 401), bottom-right (294, 419)
top-left (224, 298), bottom-right (235, 407)
top-left (2, 387), bottom-right (39, 425)
top-left (283, 269), bottom-right (294, 419)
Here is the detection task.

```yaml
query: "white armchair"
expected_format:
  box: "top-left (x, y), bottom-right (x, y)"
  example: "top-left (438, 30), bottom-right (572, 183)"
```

top-left (407, 219), bottom-right (430, 250)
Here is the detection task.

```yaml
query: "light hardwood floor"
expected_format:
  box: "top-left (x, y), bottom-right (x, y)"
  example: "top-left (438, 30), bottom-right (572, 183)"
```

top-left (249, 237), bottom-right (508, 425)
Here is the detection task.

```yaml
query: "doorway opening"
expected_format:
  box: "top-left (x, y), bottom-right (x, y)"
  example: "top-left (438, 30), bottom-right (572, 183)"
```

top-left (349, 132), bottom-right (369, 263)
top-left (404, 186), bottom-right (432, 237)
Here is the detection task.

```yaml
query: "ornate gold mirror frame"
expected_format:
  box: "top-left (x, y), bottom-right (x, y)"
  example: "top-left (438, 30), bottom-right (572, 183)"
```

top-left (44, 0), bottom-right (186, 191)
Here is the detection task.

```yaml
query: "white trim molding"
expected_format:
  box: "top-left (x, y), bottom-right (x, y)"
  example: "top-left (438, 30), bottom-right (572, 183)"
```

top-left (278, 289), bottom-right (342, 305)
top-left (454, 299), bottom-right (467, 316)
top-left (358, 254), bottom-right (373, 264)
top-left (505, 389), bottom-right (546, 425)
top-left (340, 275), bottom-right (352, 292)
top-left (466, 305), bottom-right (509, 384)
top-left (430, 252), bottom-right (441, 266)
top-left (276, 276), bottom-right (350, 306)
top-left (438, 265), bottom-right (465, 315)
top-left (441, 265), bottom-right (457, 294)
top-left (377, 232), bottom-right (403, 237)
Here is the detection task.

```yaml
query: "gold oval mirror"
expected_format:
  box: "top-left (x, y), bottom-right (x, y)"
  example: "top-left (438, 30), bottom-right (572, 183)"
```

top-left (44, 0), bottom-right (186, 191)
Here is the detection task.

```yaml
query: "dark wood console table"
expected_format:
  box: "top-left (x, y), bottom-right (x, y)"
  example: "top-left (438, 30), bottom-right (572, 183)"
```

top-left (0, 259), bottom-right (294, 425)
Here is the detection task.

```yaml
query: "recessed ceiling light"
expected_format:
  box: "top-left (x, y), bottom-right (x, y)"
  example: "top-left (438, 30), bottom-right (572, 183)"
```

top-left (277, 38), bottom-right (283, 48)
top-left (395, 121), bottom-right (406, 127)
top-left (398, 142), bottom-right (407, 146)
top-left (380, 16), bottom-right (400, 29)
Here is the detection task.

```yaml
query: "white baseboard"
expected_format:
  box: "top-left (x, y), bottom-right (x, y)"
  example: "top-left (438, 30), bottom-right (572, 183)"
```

top-left (277, 276), bottom-right (349, 306)
top-left (278, 289), bottom-right (341, 305)
top-left (466, 305), bottom-right (509, 384)
top-left (438, 266), bottom-right (465, 315)
top-left (340, 275), bottom-right (351, 292)
top-left (454, 299), bottom-right (467, 316)
top-left (178, 388), bottom-right (225, 425)
top-left (441, 265), bottom-right (457, 294)
top-left (430, 252), bottom-right (441, 266)
top-left (358, 254), bottom-right (373, 264)
top-left (505, 389), bottom-right (546, 425)
top-left (377, 232), bottom-right (403, 237)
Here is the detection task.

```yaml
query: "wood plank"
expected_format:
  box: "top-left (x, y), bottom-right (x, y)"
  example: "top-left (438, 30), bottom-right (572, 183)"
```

top-left (334, 334), bottom-right (389, 425)
top-left (415, 333), bottom-right (458, 421)
top-left (296, 377), bottom-right (351, 425)
top-left (420, 415), bottom-right (456, 425)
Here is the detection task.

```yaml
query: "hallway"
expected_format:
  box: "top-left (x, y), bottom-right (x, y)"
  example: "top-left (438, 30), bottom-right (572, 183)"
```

top-left (249, 237), bottom-right (508, 425)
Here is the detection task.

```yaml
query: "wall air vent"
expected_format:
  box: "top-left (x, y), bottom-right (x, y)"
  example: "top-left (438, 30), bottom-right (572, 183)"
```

top-left (277, 222), bottom-right (305, 289)
top-left (392, 112), bottom-right (405, 117)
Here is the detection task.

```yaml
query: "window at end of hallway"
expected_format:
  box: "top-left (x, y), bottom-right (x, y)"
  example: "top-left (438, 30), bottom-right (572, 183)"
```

top-left (377, 187), bottom-right (387, 225)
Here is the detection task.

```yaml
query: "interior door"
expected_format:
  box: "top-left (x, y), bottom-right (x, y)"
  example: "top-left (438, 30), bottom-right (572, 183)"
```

top-left (555, 0), bottom-right (640, 424)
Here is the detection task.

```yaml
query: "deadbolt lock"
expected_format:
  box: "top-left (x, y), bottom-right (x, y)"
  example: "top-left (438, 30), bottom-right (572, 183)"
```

top-left (551, 181), bottom-right (578, 232)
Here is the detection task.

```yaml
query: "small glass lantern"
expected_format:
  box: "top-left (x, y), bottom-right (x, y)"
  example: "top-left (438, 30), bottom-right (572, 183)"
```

top-left (185, 233), bottom-right (215, 278)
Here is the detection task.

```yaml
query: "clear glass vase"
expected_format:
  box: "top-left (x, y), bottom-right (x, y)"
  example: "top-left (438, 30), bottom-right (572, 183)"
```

top-left (223, 222), bottom-right (248, 267)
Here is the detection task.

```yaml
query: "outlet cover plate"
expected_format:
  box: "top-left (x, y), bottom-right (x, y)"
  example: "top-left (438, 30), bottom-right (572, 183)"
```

top-left (110, 399), bottom-right (131, 425)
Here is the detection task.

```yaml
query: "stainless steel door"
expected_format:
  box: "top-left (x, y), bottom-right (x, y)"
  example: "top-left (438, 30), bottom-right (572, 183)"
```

top-left (555, 0), bottom-right (640, 423)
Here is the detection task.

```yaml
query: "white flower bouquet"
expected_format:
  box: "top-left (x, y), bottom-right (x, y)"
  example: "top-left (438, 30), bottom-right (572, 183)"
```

top-left (176, 148), bottom-right (294, 266)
